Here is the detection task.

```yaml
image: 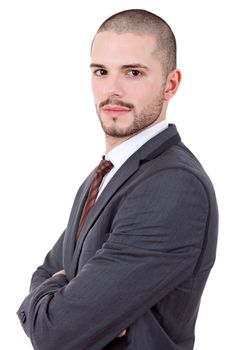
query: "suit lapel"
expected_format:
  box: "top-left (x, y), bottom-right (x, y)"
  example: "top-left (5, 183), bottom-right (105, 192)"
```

top-left (71, 153), bottom-right (141, 272)
top-left (70, 124), bottom-right (180, 274)
top-left (63, 172), bottom-right (94, 280)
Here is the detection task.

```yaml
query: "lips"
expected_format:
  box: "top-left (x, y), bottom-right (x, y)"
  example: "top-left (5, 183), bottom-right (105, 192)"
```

top-left (102, 105), bottom-right (131, 112)
top-left (102, 105), bottom-right (132, 119)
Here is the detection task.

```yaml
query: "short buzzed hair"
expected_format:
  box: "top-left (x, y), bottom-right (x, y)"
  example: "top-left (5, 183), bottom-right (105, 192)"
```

top-left (96, 9), bottom-right (177, 77)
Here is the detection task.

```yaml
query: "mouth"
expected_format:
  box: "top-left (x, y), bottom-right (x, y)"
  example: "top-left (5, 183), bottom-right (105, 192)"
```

top-left (102, 105), bottom-right (131, 116)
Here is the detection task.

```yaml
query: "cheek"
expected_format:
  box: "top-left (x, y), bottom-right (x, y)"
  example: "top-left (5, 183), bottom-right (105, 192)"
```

top-left (92, 81), bottom-right (109, 107)
top-left (130, 79), bottom-right (156, 98)
top-left (91, 80), bottom-right (97, 99)
top-left (132, 86), bottom-right (156, 108)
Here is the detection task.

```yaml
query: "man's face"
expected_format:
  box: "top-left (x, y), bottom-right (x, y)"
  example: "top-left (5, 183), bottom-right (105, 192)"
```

top-left (91, 32), bottom-right (167, 138)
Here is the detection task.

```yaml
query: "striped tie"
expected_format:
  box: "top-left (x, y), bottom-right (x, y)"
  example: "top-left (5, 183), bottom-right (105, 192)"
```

top-left (77, 159), bottom-right (113, 239)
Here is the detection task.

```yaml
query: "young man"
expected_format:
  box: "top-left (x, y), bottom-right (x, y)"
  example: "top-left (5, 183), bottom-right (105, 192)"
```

top-left (17, 9), bottom-right (218, 350)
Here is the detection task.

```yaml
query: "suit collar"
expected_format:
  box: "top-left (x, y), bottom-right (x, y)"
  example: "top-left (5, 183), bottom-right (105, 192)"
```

top-left (105, 120), bottom-right (168, 170)
top-left (138, 124), bottom-right (180, 161)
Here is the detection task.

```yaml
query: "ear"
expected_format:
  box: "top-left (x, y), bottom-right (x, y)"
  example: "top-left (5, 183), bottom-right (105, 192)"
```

top-left (164, 69), bottom-right (182, 101)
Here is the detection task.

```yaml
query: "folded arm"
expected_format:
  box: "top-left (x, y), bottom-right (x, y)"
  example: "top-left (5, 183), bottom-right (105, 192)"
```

top-left (29, 230), bottom-right (66, 291)
top-left (17, 169), bottom-right (209, 350)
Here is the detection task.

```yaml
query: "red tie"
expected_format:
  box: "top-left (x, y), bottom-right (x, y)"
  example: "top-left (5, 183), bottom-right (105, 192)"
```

top-left (77, 159), bottom-right (113, 239)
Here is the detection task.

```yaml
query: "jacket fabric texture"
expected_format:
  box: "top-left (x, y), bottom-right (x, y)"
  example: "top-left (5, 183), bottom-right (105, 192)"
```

top-left (17, 124), bottom-right (218, 350)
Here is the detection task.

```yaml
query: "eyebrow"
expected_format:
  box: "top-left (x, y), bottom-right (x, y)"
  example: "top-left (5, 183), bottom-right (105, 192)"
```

top-left (90, 63), bottom-right (149, 70)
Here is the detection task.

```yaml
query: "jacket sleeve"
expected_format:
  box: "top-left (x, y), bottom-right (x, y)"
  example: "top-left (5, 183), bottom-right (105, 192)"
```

top-left (17, 169), bottom-right (210, 350)
top-left (29, 230), bottom-right (66, 291)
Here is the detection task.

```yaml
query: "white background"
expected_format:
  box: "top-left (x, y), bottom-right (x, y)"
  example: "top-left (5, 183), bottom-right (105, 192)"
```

top-left (0, 0), bottom-right (232, 349)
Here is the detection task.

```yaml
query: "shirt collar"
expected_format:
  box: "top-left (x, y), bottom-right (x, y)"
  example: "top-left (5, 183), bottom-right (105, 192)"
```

top-left (105, 120), bottom-right (168, 170)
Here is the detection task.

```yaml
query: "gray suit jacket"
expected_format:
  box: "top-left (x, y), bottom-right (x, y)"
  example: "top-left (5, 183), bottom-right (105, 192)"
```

top-left (17, 124), bottom-right (218, 350)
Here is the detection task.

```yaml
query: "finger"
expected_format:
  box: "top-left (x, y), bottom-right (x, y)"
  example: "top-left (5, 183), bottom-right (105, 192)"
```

top-left (53, 269), bottom-right (65, 277)
top-left (117, 329), bottom-right (126, 337)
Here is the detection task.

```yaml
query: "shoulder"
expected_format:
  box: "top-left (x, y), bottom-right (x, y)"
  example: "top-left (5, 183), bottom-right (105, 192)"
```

top-left (120, 140), bottom-right (218, 215)
top-left (140, 141), bottom-right (215, 194)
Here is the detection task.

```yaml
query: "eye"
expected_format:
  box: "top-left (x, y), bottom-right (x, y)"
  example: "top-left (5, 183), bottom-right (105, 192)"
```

top-left (127, 70), bottom-right (142, 77)
top-left (94, 69), bottom-right (107, 76)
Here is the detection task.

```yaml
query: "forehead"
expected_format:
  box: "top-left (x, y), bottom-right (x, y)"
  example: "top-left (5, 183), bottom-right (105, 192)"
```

top-left (91, 32), bottom-right (158, 66)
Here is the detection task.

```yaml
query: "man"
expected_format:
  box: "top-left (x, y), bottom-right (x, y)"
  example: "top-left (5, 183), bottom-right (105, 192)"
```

top-left (17, 9), bottom-right (218, 350)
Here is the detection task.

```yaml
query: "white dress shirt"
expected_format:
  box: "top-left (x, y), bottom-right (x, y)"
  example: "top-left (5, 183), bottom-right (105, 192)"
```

top-left (97, 120), bottom-right (168, 198)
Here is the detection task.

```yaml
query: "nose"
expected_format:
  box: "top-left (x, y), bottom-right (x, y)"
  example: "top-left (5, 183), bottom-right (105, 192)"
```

top-left (103, 74), bottom-right (125, 98)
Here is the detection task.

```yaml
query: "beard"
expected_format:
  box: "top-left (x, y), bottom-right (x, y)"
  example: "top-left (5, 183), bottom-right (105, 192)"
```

top-left (96, 87), bottom-right (165, 138)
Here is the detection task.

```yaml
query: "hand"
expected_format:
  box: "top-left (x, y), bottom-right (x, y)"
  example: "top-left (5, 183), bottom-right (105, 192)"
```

top-left (53, 269), bottom-right (125, 338)
top-left (52, 269), bottom-right (66, 277)
top-left (117, 329), bottom-right (126, 337)
top-left (52, 270), bottom-right (125, 338)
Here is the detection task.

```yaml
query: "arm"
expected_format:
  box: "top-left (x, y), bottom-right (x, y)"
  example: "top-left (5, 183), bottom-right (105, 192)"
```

top-left (30, 230), bottom-right (66, 291)
top-left (17, 169), bottom-right (209, 350)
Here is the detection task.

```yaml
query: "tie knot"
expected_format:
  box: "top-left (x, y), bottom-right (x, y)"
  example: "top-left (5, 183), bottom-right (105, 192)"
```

top-left (96, 159), bottom-right (113, 176)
